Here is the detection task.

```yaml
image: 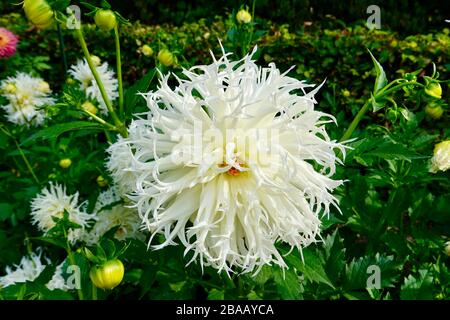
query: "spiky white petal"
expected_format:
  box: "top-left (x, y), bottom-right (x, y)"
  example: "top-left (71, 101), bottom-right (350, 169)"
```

top-left (0, 249), bottom-right (47, 288)
top-left (46, 261), bottom-right (71, 291)
top-left (30, 183), bottom-right (95, 244)
top-left (0, 72), bottom-right (55, 126)
top-left (69, 59), bottom-right (118, 115)
top-left (107, 47), bottom-right (346, 274)
top-left (83, 186), bottom-right (144, 244)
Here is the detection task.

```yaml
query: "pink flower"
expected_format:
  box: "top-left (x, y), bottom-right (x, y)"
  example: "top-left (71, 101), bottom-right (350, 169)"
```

top-left (0, 28), bottom-right (19, 59)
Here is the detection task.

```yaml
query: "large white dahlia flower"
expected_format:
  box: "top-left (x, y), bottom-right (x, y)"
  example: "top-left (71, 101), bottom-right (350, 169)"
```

top-left (69, 59), bottom-right (118, 115)
top-left (0, 72), bottom-right (55, 126)
top-left (107, 47), bottom-right (346, 274)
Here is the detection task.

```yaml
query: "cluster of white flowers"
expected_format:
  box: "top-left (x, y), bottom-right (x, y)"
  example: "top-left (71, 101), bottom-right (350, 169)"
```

top-left (30, 183), bottom-right (95, 244)
top-left (83, 186), bottom-right (144, 244)
top-left (0, 72), bottom-right (55, 126)
top-left (69, 58), bottom-right (118, 115)
top-left (107, 47), bottom-right (346, 274)
top-left (0, 249), bottom-right (70, 291)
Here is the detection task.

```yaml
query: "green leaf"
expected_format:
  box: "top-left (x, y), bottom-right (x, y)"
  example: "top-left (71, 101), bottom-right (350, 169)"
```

top-left (273, 267), bottom-right (302, 299)
top-left (84, 247), bottom-right (100, 264)
top-left (21, 121), bottom-right (106, 146)
top-left (30, 236), bottom-right (68, 250)
top-left (285, 248), bottom-right (334, 289)
top-left (368, 49), bottom-right (388, 94)
top-left (344, 253), bottom-right (400, 292)
top-left (370, 93), bottom-right (386, 112)
top-left (124, 69), bottom-right (156, 114)
top-left (0, 203), bottom-right (13, 221)
top-left (400, 269), bottom-right (434, 300)
top-left (323, 230), bottom-right (346, 280)
top-left (207, 289), bottom-right (225, 300)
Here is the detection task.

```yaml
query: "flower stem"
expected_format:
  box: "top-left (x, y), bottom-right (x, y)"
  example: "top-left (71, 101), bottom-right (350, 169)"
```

top-left (114, 25), bottom-right (124, 118)
top-left (74, 26), bottom-right (127, 137)
top-left (92, 284), bottom-right (98, 300)
top-left (57, 22), bottom-right (68, 74)
top-left (63, 229), bottom-right (84, 300)
top-left (82, 110), bottom-right (118, 131)
top-left (340, 100), bottom-right (370, 142)
top-left (0, 125), bottom-right (39, 184)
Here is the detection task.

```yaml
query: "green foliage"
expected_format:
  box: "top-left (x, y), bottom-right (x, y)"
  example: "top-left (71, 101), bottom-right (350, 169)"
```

top-left (0, 4), bottom-right (449, 301)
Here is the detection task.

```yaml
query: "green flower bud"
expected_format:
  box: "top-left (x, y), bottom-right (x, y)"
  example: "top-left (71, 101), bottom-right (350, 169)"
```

top-left (59, 158), bottom-right (72, 169)
top-left (157, 49), bottom-right (175, 67)
top-left (82, 101), bottom-right (98, 115)
top-left (424, 82), bottom-right (442, 99)
top-left (90, 55), bottom-right (101, 67)
top-left (94, 9), bottom-right (117, 31)
top-left (425, 102), bottom-right (444, 120)
top-left (89, 259), bottom-right (124, 290)
top-left (236, 9), bottom-right (252, 24)
top-left (97, 175), bottom-right (108, 187)
top-left (141, 44), bottom-right (153, 57)
top-left (23, 0), bottom-right (54, 29)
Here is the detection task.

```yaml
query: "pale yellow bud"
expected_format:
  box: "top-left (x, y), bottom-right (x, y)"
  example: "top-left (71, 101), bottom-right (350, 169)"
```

top-left (157, 49), bottom-right (175, 67)
top-left (236, 9), bottom-right (252, 24)
top-left (90, 55), bottom-right (101, 67)
top-left (97, 175), bottom-right (108, 187)
top-left (431, 140), bottom-right (450, 173)
top-left (141, 44), bottom-right (153, 57)
top-left (81, 101), bottom-right (98, 115)
top-left (445, 241), bottom-right (450, 257)
top-left (37, 80), bottom-right (50, 93)
top-left (425, 103), bottom-right (444, 120)
top-left (59, 158), bottom-right (72, 169)
top-left (424, 82), bottom-right (442, 100)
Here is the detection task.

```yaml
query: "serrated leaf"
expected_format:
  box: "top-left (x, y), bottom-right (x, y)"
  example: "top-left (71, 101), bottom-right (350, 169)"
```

top-left (400, 269), bottom-right (434, 300)
top-left (21, 121), bottom-right (106, 146)
top-left (344, 253), bottom-right (400, 291)
top-left (273, 268), bottom-right (301, 299)
top-left (368, 49), bottom-right (388, 94)
top-left (285, 249), bottom-right (334, 289)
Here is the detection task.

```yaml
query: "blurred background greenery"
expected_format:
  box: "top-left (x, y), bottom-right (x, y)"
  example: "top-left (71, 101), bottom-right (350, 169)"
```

top-left (1, 0), bottom-right (450, 34)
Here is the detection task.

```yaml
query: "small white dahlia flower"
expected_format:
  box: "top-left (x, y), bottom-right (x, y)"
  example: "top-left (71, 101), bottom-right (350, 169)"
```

top-left (0, 249), bottom-right (47, 288)
top-left (107, 47), bottom-right (346, 274)
top-left (69, 59), bottom-right (118, 115)
top-left (0, 72), bottom-right (55, 126)
top-left (30, 183), bottom-right (95, 244)
top-left (83, 187), bottom-right (144, 244)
